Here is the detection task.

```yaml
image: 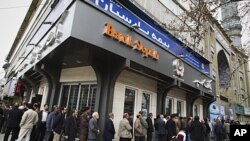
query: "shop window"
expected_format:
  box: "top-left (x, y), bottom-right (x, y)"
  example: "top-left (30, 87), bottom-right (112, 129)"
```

top-left (60, 85), bottom-right (70, 108)
top-left (59, 84), bottom-right (97, 114)
top-left (124, 88), bottom-right (136, 115)
top-left (177, 100), bottom-right (183, 117)
top-left (165, 97), bottom-right (173, 116)
top-left (68, 85), bottom-right (79, 110)
top-left (78, 84), bottom-right (97, 113)
top-left (193, 104), bottom-right (199, 116)
top-left (141, 92), bottom-right (151, 118)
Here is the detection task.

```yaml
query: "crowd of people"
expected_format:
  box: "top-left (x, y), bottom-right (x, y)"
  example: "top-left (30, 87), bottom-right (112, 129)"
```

top-left (0, 102), bottom-right (250, 141)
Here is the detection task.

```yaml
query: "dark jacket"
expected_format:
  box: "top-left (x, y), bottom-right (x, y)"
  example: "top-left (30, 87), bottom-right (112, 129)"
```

top-left (189, 120), bottom-right (206, 141)
top-left (166, 119), bottom-right (177, 140)
top-left (37, 110), bottom-right (49, 128)
top-left (6, 107), bottom-right (23, 128)
top-left (214, 122), bottom-right (225, 141)
top-left (154, 118), bottom-right (166, 135)
top-left (64, 116), bottom-right (77, 141)
top-left (52, 113), bottom-right (65, 134)
top-left (103, 118), bottom-right (115, 141)
top-left (46, 112), bottom-right (57, 131)
top-left (79, 112), bottom-right (90, 136)
top-left (88, 117), bottom-right (99, 139)
top-left (146, 116), bottom-right (154, 134)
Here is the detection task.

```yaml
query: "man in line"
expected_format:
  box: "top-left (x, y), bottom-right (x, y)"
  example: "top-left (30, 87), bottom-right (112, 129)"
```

top-left (46, 105), bottom-right (59, 141)
top-left (139, 111), bottom-right (148, 141)
top-left (103, 113), bottom-right (115, 141)
top-left (88, 112), bottom-right (100, 141)
top-left (35, 104), bottom-right (50, 141)
top-left (16, 103), bottom-right (38, 141)
top-left (52, 106), bottom-right (67, 141)
top-left (79, 107), bottom-right (91, 141)
top-left (3, 103), bottom-right (23, 141)
top-left (146, 113), bottom-right (154, 141)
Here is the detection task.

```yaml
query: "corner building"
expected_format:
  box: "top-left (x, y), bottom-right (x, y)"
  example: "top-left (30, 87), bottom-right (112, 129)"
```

top-left (3, 0), bottom-right (215, 140)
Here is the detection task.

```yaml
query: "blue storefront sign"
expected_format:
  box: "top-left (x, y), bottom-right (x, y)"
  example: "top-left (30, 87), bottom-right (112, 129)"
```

top-left (89, 0), bottom-right (210, 74)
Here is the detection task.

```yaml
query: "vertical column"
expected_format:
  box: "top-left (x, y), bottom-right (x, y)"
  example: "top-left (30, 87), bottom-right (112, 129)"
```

top-left (90, 51), bottom-right (129, 141)
top-left (34, 63), bottom-right (61, 110)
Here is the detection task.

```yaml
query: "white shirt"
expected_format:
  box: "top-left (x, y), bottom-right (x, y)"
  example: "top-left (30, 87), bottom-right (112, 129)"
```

top-left (41, 111), bottom-right (48, 122)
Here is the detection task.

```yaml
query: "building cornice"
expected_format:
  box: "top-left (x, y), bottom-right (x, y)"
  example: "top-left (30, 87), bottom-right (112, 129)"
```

top-left (5, 0), bottom-right (40, 62)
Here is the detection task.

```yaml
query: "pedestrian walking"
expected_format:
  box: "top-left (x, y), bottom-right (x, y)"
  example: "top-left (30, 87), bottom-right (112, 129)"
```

top-left (16, 103), bottom-right (38, 141)
top-left (103, 113), bottom-right (115, 141)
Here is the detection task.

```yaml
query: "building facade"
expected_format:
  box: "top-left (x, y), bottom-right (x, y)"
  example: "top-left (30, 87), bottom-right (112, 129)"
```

top-left (2, 0), bottom-right (249, 140)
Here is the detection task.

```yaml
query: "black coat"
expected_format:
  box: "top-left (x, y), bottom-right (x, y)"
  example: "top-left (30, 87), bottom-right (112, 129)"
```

top-left (103, 118), bottom-right (115, 141)
top-left (37, 110), bottom-right (49, 128)
top-left (154, 118), bottom-right (166, 135)
top-left (6, 107), bottom-right (23, 128)
top-left (146, 117), bottom-right (154, 133)
top-left (64, 116), bottom-right (77, 141)
top-left (52, 113), bottom-right (65, 134)
top-left (166, 119), bottom-right (177, 140)
top-left (189, 120), bottom-right (206, 141)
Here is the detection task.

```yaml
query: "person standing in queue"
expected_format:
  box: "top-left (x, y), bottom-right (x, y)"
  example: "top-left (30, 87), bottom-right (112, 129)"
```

top-left (103, 113), bottom-right (116, 141)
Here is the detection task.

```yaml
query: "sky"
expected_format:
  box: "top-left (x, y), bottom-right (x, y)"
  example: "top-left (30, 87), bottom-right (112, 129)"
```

top-left (0, 0), bottom-right (31, 78)
top-left (0, 0), bottom-right (249, 79)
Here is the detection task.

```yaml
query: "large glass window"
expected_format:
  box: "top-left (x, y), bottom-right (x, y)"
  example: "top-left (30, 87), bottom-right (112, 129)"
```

top-left (177, 101), bottom-right (182, 117)
top-left (78, 84), bottom-right (97, 113)
top-left (59, 83), bottom-right (97, 114)
top-left (124, 88), bottom-right (136, 115)
top-left (194, 105), bottom-right (199, 116)
top-left (68, 85), bottom-right (79, 110)
top-left (141, 92), bottom-right (150, 118)
top-left (165, 97), bottom-right (173, 116)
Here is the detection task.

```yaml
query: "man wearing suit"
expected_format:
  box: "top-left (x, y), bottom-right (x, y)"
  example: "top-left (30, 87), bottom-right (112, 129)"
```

top-left (103, 113), bottom-right (116, 141)
top-left (87, 112), bottom-right (100, 141)
top-left (166, 114), bottom-right (178, 141)
top-left (34, 104), bottom-right (49, 141)
top-left (3, 103), bottom-right (23, 141)
top-left (16, 103), bottom-right (39, 141)
top-left (146, 113), bottom-right (154, 141)
top-left (154, 115), bottom-right (167, 141)
top-left (64, 109), bottom-right (78, 141)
